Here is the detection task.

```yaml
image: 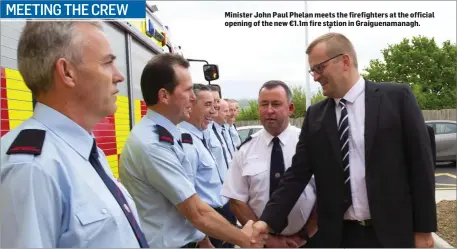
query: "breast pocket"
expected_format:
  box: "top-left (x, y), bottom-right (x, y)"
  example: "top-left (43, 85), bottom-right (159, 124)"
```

top-left (75, 202), bottom-right (113, 242)
top-left (241, 157), bottom-right (269, 191)
top-left (199, 155), bottom-right (220, 184)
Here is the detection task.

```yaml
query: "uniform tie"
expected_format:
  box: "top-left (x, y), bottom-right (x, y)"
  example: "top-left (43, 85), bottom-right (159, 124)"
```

top-left (89, 140), bottom-right (149, 248)
top-left (221, 126), bottom-right (233, 158)
top-left (269, 137), bottom-right (285, 197)
top-left (212, 124), bottom-right (230, 168)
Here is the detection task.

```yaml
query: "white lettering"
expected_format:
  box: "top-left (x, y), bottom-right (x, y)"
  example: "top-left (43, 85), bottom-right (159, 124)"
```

top-left (118, 4), bottom-right (128, 15)
top-left (5, 3), bottom-right (61, 16)
top-left (64, 4), bottom-right (71, 15)
top-left (6, 4), bottom-right (16, 15)
top-left (91, 4), bottom-right (99, 15)
top-left (92, 4), bottom-right (129, 16)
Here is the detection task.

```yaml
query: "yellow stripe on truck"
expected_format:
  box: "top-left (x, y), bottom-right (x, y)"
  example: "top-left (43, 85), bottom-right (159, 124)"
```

top-left (5, 68), bottom-right (33, 130)
top-left (114, 95), bottom-right (130, 178)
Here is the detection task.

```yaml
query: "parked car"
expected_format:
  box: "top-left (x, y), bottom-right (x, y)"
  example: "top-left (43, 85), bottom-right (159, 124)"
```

top-left (237, 125), bottom-right (263, 144)
top-left (425, 120), bottom-right (457, 165)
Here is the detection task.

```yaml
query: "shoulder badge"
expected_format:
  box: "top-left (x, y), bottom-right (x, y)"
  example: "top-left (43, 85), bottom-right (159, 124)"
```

top-left (6, 129), bottom-right (46, 156)
top-left (156, 125), bottom-right (174, 145)
top-left (237, 135), bottom-right (253, 150)
top-left (181, 133), bottom-right (193, 144)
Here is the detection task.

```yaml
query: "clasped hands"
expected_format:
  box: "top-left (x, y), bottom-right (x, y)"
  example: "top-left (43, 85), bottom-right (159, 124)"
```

top-left (240, 220), bottom-right (306, 248)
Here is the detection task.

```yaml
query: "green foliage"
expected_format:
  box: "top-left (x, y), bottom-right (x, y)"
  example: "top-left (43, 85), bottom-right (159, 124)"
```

top-left (237, 100), bottom-right (259, 121)
top-left (236, 86), bottom-right (326, 121)
top-left (361, 36), bottom-right (456, 109)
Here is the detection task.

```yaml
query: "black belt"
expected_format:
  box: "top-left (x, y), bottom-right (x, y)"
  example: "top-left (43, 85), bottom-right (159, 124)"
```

top-left (344, 219), bottom-right (373, 227)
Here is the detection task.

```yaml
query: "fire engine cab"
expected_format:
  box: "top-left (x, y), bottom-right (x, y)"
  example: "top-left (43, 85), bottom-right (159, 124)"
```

top-left (0, 4), bottom-right (220, 178)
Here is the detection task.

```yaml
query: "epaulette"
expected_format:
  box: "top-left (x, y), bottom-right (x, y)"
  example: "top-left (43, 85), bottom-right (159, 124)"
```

top-left (181, 133), bottom-right (193, 144)
top-left (6, 129), bottom-right (46, 156)
top-left (157, 125), bottom-right (174, 145)
top-left (237, 135), bottom-right (253, 150)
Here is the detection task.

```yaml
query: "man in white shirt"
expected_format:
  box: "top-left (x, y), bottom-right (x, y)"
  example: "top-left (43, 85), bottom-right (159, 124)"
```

top-left (222, 80), bottom-right (318, 248)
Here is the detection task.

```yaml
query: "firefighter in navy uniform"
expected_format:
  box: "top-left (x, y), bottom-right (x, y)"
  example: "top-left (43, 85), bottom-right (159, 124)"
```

top-left (0, 21), bottom-right (148, 248)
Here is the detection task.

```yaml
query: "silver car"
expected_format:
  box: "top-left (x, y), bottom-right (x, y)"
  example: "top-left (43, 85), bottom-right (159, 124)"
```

top-left (236, 125), bottom-right (263, 143)
top-left (425, 120), bottom-right (457, 164)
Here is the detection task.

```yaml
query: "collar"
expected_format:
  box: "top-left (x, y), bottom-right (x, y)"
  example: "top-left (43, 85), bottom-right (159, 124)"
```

top-left (146, 109), bottom-right (182, 140)
top-left (213, 122), bottom-right (224, 133)
top-left (261, 123), bottom-right (294, 147)
top-left (32, 102), bottom-right (94, 160)
top-left (179, 121), bottom-right (204, 140)
top-left (334, 76), bottom-right (365, 106)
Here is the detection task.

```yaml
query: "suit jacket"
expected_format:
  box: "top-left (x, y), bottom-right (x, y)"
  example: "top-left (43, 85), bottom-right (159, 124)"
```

top-left (259, 80), bottom-right (437, 247)
top-left (426, 125), bottom-right (436, 168)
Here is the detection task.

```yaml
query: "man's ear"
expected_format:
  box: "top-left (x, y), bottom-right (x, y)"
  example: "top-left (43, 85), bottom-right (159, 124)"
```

top-left (55, 58), bottom-right (76, 88)
top-left (342, 54), bottom-right (351, 71)
top-left (157, 88), bottom-right (170, 105)
top-left (289, 102), bottom-right (295, 116)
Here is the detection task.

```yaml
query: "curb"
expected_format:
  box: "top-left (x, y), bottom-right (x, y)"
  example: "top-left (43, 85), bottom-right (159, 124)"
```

top-left (433, 232), bottom-right (453, 248)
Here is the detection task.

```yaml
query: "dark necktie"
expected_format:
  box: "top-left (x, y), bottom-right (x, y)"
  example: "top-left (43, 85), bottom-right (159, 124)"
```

top-left (212, 124), bottom-right (230, 168)
top-left (338, 99), bottom-right (353, 211)
top-left (269, 137), bottom-right (285, 197)
top-left (177, 139), bottom-right (183, 149)
top-left (201, 136), bottom-right (211, 153)
top-left (201, 136), bottom-right (224, 183)
top-left (89, 140), bottom-right (149, 248)
top-left (221, 126), bottom-right (233, 158)
top-left (228, 127), bottom-right (236, 151)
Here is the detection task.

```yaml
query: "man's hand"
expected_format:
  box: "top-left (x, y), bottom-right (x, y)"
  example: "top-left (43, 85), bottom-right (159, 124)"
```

top-left (414, 232), bottom-right (434, 248)
top-left (265, 235), bottom-right (292, 248)
top-left (197, 236), bottom-right (214, 248)
top-left (250, 220), bottom-right (269, 247)
top-left (285, 234), bottom-right (306, 248)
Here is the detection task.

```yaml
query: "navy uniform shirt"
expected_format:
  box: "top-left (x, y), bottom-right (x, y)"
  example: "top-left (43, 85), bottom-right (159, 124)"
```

top-left (0, 103), bottom-right (141, 247)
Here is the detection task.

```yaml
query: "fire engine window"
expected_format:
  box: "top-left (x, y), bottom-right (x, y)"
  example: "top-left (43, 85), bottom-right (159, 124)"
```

top-left (1, 21), bottom-right (25, 70)
top-left (102, 22), bottom-right (129, 97)
top-left (131, 38), bottom-right (156, 101)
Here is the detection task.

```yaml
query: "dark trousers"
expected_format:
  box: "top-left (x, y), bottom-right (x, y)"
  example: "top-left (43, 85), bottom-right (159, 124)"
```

top-left (339, 220), bottom-right (383, 248)
top-left (209, 203), bottom-right (237, 248)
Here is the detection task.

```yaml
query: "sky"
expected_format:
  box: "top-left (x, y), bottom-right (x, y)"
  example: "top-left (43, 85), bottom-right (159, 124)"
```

top-left (151, 1), bottom-right (456, 101)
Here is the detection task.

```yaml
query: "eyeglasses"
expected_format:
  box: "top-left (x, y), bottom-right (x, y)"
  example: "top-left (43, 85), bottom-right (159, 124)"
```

top-left (308, 53), bottom-right (344, 76)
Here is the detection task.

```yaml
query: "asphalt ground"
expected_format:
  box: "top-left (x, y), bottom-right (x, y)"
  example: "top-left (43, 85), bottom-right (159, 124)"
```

top-left (435, 163), bottom-right (456, 190)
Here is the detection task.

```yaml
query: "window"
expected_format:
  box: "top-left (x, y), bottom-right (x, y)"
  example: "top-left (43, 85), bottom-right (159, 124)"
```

top-left (238, 129), bottom-right (251, 143)
top-left (435, 123), bottom-right (457, 135)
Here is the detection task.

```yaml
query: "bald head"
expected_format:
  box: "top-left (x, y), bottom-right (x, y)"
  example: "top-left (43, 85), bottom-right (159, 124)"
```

top-left (215, 99), bottom-right (229, 125)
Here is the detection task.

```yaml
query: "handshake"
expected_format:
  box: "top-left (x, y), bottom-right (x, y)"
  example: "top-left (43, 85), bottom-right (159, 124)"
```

top-left (237, 220), bottom-right (309, 248)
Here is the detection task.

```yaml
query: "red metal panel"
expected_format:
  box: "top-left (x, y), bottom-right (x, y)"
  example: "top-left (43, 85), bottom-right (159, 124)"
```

top-left (141, 100), bottom-right (147, 117)
top-left (0, 67), bottom-right (10, 137)
top-left (93, 114), bottom-right (117, 156)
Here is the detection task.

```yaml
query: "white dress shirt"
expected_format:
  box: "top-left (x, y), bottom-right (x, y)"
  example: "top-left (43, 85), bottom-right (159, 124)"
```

top-left (334, 76), bottom-right (371, 221)
top-left (221, 124), bottom-right (316, 235)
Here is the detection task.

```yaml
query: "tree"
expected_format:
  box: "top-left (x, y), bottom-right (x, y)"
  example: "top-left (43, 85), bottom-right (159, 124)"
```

top-left (361, 36), bottom-right (456, 109)
top-left (237, 86), bottom-right (326, 121)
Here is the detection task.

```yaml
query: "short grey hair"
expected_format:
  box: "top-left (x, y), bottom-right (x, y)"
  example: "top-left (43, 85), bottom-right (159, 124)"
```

top-left (17, 21), bottom-right (103, 96)
top-left (192, 83), bottom-right (211, 99)
top-left (259, 80), bottom-right (293, 103)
